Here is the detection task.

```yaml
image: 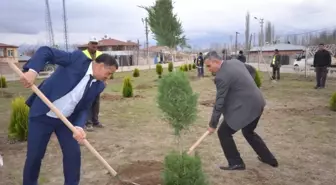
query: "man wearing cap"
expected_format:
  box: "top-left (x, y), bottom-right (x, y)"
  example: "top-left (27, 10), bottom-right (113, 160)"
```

top-left (83, 37), bottom-right (104, 131)
top-left (270, 49), bottom-right (281, 80)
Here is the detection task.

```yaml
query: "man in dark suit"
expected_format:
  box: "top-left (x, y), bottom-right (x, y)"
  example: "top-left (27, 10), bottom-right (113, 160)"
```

top-left (20, 46), bottom-right (118, 185)
top-left (196, 52), bottom-right (204, 77)
top-left (270, 49), bottom-right (281, 80)
top-left (237, 50), bottom-right (246, 63)
top-left (245, 63), bottom-right (257, 79)
top-left (313, 43), bottom-right (331, 89)
top-left (204, 51), bottom-right (278, 171)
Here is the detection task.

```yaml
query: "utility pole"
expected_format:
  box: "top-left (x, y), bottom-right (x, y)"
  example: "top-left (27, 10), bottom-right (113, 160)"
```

top-left (62, 0), bottom-right (69, 51)
top-left (254, 17), bottom-right (264, 70)
top-left (230, 35), bottom-right (233, 55)
top-left (142, 17), bottom-right (149, 67)
top-left (235, 31), bottom-right (239, 55)
top-left (137, 39), bottom-right (140, 65)
top-left (253, 33), bottom-right (256, 47)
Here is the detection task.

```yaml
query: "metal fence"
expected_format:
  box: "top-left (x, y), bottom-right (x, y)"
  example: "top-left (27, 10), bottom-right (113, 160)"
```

top-left (102, 49), bottom-right (193, 67)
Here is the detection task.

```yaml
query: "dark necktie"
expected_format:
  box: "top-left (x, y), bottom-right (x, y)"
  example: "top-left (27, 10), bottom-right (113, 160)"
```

top-left (83, 75), bottom-right (94, 96)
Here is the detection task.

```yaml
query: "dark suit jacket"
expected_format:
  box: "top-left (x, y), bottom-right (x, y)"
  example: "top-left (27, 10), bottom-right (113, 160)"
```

top-left (313, 49), bottom-right (331, 67)
top-left (245, 64), bottom-right (257, 79)
top-left (22, 46), bottom-right (106, 128)
top-left (209, 59), bottom-right (265, 131)
top-left (237, 55), bottom-right (246, 63)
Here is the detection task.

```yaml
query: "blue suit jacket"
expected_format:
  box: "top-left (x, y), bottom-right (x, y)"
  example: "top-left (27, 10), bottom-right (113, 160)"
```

top-left (22, 46), bottom-right (106, 128)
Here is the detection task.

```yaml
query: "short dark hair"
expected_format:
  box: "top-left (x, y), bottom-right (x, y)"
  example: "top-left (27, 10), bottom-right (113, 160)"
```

top-left (239, 50), bottom-right (243, 54)
top-left (275, 49), bottom-right (279, 52)
top-left (95, 53), bottom-right (119, 69)
top-left (319, 43), bottom-right (324, 46)
top-left (204, 51), bottom-right (222, 61)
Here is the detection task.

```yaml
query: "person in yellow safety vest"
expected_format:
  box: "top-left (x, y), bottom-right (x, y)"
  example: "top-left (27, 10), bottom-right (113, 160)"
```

top-left (270, 49), bottom-right (281, 80)
top-left (83, 37), bottom-right (104, 131)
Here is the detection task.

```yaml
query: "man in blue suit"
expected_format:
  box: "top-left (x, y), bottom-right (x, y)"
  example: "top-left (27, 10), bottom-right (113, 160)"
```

top-left (20, 46), bottom-right (118, 185)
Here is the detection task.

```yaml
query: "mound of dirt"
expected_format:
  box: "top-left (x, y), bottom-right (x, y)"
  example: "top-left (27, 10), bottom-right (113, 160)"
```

top-left (110, 160), bottom-right (163, 185)
top-left (200, 99), bottom-right (215, 107)
top-left (101, 93), bottom-right (145, 101)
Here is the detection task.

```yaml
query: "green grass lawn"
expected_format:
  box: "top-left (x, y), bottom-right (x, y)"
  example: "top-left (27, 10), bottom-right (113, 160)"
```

top-left (0, 68), bottom-right (335, 185)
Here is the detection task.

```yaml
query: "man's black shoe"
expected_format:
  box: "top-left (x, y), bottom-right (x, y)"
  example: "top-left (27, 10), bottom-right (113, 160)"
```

top-left (93, 123), bottom-right (104, 128)
top-left (257, 156), bottom-right (278, 167)
top-left (219, 164), bottom-right (246, 171)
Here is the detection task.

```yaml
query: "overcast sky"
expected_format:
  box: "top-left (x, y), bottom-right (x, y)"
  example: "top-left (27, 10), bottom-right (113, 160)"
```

top-left (0, 0), bottom-right (335, 47)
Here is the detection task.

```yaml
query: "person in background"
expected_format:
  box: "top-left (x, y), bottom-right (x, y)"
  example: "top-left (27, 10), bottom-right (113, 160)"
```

top-left (237, 50), bottom-right (246, 63)
top-left (82, 37), bottom-right (104, 131)
top-left (204, 51), bottom-right (278, 171)
top-left (0, 153), bottom-right (3, 167)
top-left (222, 49), bottom-right (232, 60)
top-left (313, 43), bottom-right (331, 89)
top-left (197, 52), bottom-right (204, 77)
top-left (270, 49), bottom-right (281, 80)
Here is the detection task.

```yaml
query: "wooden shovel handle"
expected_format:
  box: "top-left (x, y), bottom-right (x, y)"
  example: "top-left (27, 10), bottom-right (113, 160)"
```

top-left (7, 62), bottom-right (118, 176)
top-left (187, 116), bottom-right (224, 155)
top-left (187, 130), bottom-right (210, 155)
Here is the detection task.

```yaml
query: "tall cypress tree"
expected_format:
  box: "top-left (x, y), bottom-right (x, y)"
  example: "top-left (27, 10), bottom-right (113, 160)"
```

top-left (139, 0), bottom-right (188, 61)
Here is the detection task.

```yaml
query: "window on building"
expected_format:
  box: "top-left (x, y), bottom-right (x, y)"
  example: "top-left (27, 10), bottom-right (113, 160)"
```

top-left (7, 49), bottom-right (14, 57)
top-left (0, 48), bottom-right (4, 57)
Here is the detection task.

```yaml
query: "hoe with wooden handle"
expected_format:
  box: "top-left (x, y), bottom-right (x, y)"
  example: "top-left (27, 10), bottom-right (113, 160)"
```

top-left (7, 61), bottom-right (140, 185)
top-left (187, 116), bottom-right (224, 155)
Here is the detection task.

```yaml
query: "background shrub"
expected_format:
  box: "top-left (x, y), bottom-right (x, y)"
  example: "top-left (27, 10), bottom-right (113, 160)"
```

top-left (330, 92), bottom-right (336, 111)
top-left (156, 63), bottom-right (163, 78)
top-left (8, 96), bottom-right (29, 141)
top-left (188, 64), bottom-right (192, 70)
top-left (179, 66), bottom-right (184, 71)
top-left (168, 62), bottom-right (174, 72)
top-left (183, 64), bottom-right (188, 72)
top-left (0, 76), bottom-right (7, 88)
top-left (122, 76), bottom-right (133, 97)
top-left (192, 63), bottom-right (196, 69)
top-left (254, 70), bottom-right (262, 88)
top-left (133, 68), bottom-right (140, 77)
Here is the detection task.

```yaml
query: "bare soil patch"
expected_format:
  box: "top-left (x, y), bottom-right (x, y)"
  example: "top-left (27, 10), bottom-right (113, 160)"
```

top-left (0, 90), bottom-right (14, 98)
top-left (110, 160), bottom-right (163, 185)
top-left (135, 84), bottom-right (154, 90)
top-left (189, 75), bottom-right (200, 81)
top-left (101, 93), bottom-right (145, 101)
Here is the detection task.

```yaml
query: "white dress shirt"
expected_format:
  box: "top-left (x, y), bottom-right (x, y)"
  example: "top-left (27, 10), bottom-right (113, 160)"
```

top-left (45, 63), bottom-right (96, 118)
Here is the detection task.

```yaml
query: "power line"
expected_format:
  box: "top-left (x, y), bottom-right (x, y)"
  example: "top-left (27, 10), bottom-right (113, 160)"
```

top-left (277, 26), bottom-right (336, 38)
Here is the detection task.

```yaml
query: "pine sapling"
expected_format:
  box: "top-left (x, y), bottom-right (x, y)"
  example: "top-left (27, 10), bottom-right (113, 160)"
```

top-left (157, 71), bottom-right (208, 185)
